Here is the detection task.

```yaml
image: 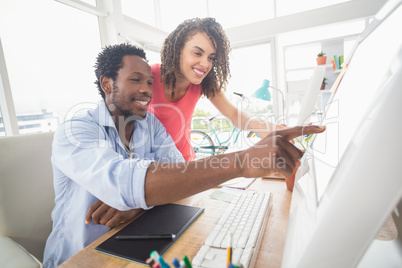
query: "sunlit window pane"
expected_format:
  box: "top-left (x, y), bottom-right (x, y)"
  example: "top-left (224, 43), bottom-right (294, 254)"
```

top-left (226, 43), bottom-right (274, 117)
top-left (209, 0), bottom-right (275, 29)
top-left (228, 43), bottom-right (272, 95)
top-left (194, 43), bottom-right (273, 118)
top-left (285, 44), bottom-right (321, 71)
top-left (145, 49), bottom-right (161, 64)
top-left (159, 0), bottom-right (208, 32)
top-left (121, 0), bottom-right (156, 27)
top-left (0, 0), bottom-right (101, 134)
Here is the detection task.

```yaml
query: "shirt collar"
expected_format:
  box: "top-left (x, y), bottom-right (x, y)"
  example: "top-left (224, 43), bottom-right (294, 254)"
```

top-left (95, 100), bottom-right (115, 129)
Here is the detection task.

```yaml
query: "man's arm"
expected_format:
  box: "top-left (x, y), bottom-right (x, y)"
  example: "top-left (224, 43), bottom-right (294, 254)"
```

top-left (54, 118), bottom-right (156, 211)
top-left (86, 125), bottom-right (325, 225)
top-left (144, 125), bottom-right (324, 206)
top-left (84, 200), bottom-right (142, 228)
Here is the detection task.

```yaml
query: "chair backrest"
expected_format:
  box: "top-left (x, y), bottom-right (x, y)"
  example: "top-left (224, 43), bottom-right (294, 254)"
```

top-left (0, 132), bottom-right (55, 261)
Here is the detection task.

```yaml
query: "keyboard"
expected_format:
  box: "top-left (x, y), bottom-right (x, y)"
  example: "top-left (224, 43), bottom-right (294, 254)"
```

top-left (192, 192), bottom-right (272, 268)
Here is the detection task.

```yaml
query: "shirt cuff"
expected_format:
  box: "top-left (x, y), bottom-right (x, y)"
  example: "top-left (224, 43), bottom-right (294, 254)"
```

top-left (132, 159), bottom-right (155, 210)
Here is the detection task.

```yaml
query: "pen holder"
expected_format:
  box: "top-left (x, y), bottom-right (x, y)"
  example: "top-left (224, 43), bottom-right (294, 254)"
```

top-left (285, 165), bottom-right (298, 191)
top-left (148, 251), bottom-right (193, 268)
top-left (285, 150), bottom-right (305, 191)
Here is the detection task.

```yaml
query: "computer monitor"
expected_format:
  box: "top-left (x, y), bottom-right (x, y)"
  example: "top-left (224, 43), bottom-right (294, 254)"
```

top-left (282, 0), bottom-right (402, 267)
top-left (296, 65), bottom-right (326, 126)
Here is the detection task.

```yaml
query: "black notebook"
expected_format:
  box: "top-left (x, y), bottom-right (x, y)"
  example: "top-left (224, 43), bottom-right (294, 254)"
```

top-left (95, 203), bottom-right (204, 265)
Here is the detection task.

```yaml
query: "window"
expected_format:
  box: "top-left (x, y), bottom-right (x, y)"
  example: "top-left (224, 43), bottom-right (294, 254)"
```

top-left (0, 0), bottom-right (378, 137)
top-left (121, 0), bottom-right (156, 27)
top-left (208, 0), bottom-right (275, 29)
top-left (121, 0), bottom-right (275, 31)
top-left (0, 0), bottom-right (101, 135)
top-left (159, 0), bottom-right (208, 32)
top-left (144, 49), bottom-right (161, 65)
top-left (228, 43), bottom-right (273, 96)
top-left (195, 42), bottom-right (275, 119)
top-left (122, 0), bottom-right (353, 30)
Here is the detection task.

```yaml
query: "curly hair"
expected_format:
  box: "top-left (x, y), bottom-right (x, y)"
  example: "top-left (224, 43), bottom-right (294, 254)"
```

top-left (94, 43), bottom-right (147, 99)
top-left (160, 17), bottom-right (231, 98)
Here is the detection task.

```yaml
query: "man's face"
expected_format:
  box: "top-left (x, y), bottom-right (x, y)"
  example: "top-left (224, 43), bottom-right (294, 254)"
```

top-left (103, 55), bottom-right (153, 120)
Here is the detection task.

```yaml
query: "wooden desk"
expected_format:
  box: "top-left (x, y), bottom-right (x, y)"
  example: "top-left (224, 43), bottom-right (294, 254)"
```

top-left (59, 178), bottom-right (292, 268)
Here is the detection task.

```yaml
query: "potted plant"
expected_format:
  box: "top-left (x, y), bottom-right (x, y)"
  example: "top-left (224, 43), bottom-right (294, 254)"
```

top-left (285, 135), bottom-right (313, 191)
top-left (321, 77), bottom-right (327, 90)
top-left (316, 51), bottom-right (327, 65)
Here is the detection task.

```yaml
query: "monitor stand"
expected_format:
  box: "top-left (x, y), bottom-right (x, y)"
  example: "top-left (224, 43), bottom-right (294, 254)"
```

top-left (358, 198), bottom-right (402, 267)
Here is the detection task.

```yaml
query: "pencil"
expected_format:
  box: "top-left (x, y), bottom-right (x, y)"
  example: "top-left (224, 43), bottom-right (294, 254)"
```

top-left (227, 232), bottom-right (233, 267)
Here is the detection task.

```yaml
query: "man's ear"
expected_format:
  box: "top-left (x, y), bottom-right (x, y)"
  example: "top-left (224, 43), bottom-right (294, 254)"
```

top-left (100, 75), bottom-right (112, 95)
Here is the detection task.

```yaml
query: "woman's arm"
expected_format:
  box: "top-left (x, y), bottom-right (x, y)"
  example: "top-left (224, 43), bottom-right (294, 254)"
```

top-left (209, 91), bottom-right (286, 139)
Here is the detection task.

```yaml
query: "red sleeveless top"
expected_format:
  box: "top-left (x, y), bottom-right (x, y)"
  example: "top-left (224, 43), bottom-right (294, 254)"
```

top-left (149, 64), bottom-right (202, 161)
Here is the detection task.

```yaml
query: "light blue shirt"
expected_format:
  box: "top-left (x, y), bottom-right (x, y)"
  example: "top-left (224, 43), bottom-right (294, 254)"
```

top-left (43, 101), bottom-right (184, 268)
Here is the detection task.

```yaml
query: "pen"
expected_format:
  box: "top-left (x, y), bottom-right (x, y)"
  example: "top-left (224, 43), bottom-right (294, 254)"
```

top-left (158, 256), bottom-right (171, 268)
top-left (172, 258), bottom-right (180, 268)
top-left (182, 255), bottom-right (192, 268)
top-left (115, 234), bottom-right (176, 240)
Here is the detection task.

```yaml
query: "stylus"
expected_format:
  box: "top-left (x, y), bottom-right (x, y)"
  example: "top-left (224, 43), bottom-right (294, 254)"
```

top-left (115, 234), bottom-right (176, 240)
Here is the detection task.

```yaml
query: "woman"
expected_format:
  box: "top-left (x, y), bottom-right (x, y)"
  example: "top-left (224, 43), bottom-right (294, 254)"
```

top-left (149, 17), bottom-right (283, 161)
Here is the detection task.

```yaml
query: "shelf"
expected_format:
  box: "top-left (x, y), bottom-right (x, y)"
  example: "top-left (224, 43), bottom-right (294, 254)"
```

top-left (286, 66), bottom-right (316, 72)
top-left (320, 89), bottom-right (332, 93)
top-left (284, 36), bottom-right (352, 123)
top-left (287, 64), bottom-right (342, 73)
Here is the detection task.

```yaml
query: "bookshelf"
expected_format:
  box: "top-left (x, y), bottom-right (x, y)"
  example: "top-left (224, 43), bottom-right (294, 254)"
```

top-left (283, 34), bottom-right (358, 125)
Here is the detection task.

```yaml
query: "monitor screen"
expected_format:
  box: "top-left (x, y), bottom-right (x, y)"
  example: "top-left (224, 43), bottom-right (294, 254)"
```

top-left (282, 1), bottom-right (402, 267)
top-left (297, 1), bottom-right (402, 203)
top-left (296, 66), bottom-right (325, 126)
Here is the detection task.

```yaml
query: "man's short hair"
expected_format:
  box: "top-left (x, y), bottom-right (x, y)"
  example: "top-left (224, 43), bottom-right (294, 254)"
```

top-left (94, 43), bottom-right (147, 99)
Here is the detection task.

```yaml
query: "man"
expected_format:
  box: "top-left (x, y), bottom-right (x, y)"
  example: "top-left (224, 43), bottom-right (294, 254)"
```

top-left (44, 43), bottom-right (325, 267)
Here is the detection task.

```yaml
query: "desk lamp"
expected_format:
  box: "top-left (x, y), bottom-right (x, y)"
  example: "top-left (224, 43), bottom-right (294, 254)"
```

top-left (252, 79), bottom-right (285, 123)
top-left (253, 79), bottom-right (271, 101)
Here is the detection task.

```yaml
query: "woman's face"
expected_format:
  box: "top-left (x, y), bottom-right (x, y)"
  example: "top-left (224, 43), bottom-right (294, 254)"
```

top-left (179, 32), bottom-right (216, 85)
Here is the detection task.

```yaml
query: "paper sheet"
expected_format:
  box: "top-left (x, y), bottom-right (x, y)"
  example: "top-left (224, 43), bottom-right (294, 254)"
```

top-left (218, 177), bottom-right (256, 190)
